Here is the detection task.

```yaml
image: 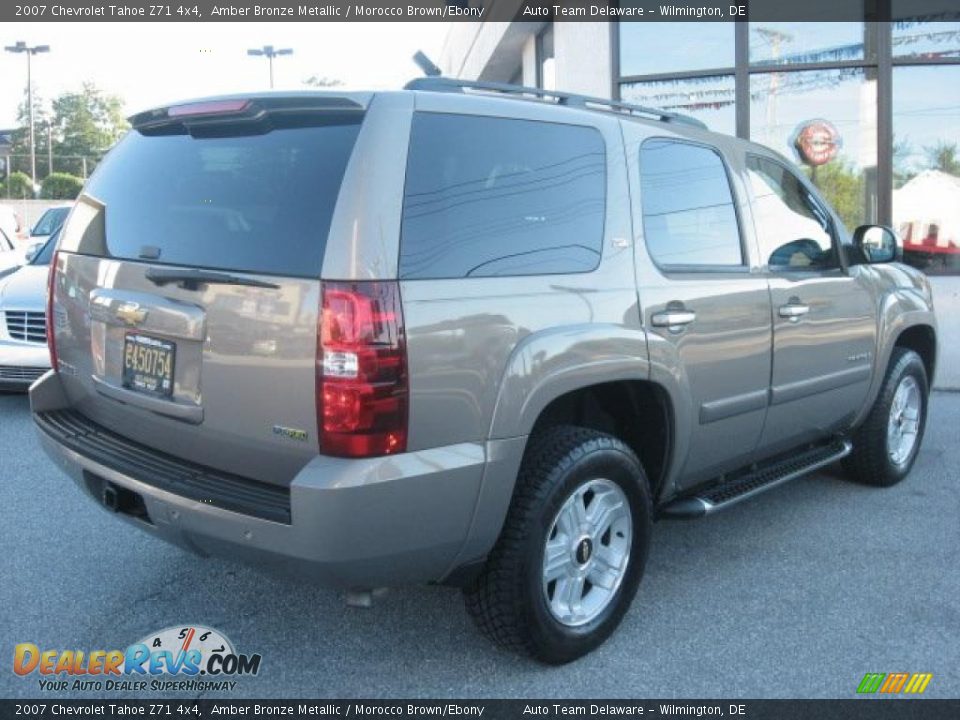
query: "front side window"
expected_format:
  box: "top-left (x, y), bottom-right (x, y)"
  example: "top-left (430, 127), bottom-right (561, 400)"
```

top-left (400, 113), bottom-right (606, 279)
top-left (639, 139), bottom-right (743, 267)
top-left (747, 155), bottom-right (837, 270)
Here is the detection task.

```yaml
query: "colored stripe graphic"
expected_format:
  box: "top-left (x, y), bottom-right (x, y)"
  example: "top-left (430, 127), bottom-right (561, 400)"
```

top-left (857, 672), bottom-right (932, 694)
top-left (880, 672), bottom-right (910, 693)
top-left (904, 673), bottom-right (933, 694)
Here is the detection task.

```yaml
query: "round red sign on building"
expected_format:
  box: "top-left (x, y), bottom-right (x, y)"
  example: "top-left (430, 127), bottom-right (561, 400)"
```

top-left (792, 119), bottom-right (842, 167)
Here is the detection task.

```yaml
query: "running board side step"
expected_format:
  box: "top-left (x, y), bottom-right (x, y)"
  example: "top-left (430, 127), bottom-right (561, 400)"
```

top-left (659, 439), bottom-right (852, 520)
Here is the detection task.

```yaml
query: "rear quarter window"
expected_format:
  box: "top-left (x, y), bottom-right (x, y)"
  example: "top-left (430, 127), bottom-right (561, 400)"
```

top-left (400, 113), bottom-right (606, 279)
top-left (78, 117), bottom-right (361, 278)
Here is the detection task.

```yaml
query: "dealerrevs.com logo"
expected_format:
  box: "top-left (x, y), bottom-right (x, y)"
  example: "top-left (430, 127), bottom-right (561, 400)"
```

top-left (13, 625), bottom-right (262, 693)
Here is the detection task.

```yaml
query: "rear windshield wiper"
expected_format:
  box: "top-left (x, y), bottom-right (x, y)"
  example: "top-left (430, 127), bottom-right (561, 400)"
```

top-left (145, 267), bottom-right (280, 290)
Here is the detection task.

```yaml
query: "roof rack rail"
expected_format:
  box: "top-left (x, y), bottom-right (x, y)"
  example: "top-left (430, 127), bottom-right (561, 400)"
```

top-left (404, 76), bottom-right (708, 130)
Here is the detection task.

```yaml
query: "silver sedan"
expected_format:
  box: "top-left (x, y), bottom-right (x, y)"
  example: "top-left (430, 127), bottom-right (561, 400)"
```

top-left (0, 234), bottom-right (54, 390)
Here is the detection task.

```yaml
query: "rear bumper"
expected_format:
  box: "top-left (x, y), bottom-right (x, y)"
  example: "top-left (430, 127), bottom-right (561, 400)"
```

top-left (31, 371), bottom-right (525, 588)
top-left (0, 340), bottom-right (49, 388)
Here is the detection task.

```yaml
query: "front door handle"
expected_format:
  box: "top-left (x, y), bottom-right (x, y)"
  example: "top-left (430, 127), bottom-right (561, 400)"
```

top-left (779, 302), bottom-right (810, 320)
top-left (651, 310), bottom-right (697, 329)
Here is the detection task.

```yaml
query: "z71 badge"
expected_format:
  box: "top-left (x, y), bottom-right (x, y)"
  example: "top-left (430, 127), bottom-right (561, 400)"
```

top-left (273, 425), bottom-right (308, 442)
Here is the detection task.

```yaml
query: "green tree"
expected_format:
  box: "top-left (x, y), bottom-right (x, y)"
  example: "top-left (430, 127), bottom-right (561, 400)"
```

top-left (805, 158), bottom-right (865, 230)
top-left (41, 172), bottom-right (84, 199)
top-left (892, 135), bottom-right (916, 189)
top-left (50, 83), bottom-right (128, 177)
top-left (9, 87), bottom-right (50, 178)
top-left (924, 141), bottom-right (960, 176)
top-left (5, 171), bottom-right (34, 199)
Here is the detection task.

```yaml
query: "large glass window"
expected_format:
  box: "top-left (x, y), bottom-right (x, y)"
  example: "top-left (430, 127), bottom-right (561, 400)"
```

top-left (747, 155), bottom-right (838, 270)
top-left (892, 20), bottom-right (960, 60)
top-left (750, 67), bottom-right (877, 230)
top-left (893, 64), bottom-right (960, 274)
top-left (616, 20), bottom-right (959, 276)
top-left (749, 21), bottom-right (868, 66)
top-left (400, 113), bottom-right (606, 280)
top-left (619, 23), bottom-right (734, 77)
top-left (621, 75), bottom-right (736, 136)
top-left (639, 139), bottom-right (742, 267)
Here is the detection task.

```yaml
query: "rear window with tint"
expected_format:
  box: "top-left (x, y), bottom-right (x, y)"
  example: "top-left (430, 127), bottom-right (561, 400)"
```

top-left (81, 119), bottom-right (361, 278)
top-left (400, 113), bottom-right (606, 279)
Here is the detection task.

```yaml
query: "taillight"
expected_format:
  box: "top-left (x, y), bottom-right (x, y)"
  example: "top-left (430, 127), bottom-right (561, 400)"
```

top-left (317, 281), bottom-right (408, 457)
top-left (46, 251), bottom-right (59, 373)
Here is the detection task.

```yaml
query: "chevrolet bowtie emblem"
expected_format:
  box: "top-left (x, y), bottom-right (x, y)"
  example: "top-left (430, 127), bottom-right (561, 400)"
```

top-left (115, 302), bottom-right (147, 326)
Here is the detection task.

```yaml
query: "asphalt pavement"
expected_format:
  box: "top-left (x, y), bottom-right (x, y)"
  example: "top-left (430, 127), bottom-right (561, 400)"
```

top-left (1, 390), bottom-right (958, 699)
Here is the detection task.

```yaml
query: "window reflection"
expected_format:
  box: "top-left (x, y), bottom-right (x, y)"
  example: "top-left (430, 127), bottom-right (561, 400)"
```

top-left (621, 75), bottom-right (736, 136)
top-left (619, 23), bottom-right (733, 77)
top-left (750, 67), bottom-right (877, 230)
top-left (747, 156), bottom-right (837, 270)
top-left (750, 21), bottom-right (867, 65)
top-left (893, 65), bottom-right (960, 274)
top-left (400, 114), bottom-right (606, 279)
top-left (639, 140), bottom-right (742, 267)
top-left (892, 20), bottom-right (960, 59)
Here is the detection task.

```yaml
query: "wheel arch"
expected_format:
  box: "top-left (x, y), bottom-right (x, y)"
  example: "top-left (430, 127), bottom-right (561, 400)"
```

top-left (893, 324), bottom-right (937, 386)
top-left (527, 380), bottom-right (674, 502)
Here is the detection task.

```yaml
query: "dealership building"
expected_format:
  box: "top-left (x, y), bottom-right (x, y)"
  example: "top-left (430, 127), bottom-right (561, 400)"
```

top-left (440, 17), bottom-right (960, 275)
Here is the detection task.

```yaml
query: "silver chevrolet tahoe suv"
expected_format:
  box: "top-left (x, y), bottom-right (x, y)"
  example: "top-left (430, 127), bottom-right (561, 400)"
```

top-left (31, 78), bottom-right (937, 664)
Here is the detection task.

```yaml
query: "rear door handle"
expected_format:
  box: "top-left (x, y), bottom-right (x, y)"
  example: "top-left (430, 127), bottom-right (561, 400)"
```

top-left (651, 310), bottom-right (697, 329)
top-left (778, 303), bottom-right (810, 320)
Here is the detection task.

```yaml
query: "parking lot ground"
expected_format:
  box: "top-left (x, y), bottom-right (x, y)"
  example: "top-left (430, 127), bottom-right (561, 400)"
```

top-left (1, 390), bottom-right (958, 699)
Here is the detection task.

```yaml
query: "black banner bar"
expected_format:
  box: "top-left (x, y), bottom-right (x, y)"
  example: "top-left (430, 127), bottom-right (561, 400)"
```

top-left (3, 0), bottom-right (960, 23)
top-left (3, 700), bottom-right (960, 720)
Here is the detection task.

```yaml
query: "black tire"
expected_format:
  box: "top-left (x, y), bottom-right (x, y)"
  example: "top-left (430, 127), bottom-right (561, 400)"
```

top-left (464, 425), bottom-right (652, 664)
top-left (845, 348), bottom-right (929, 487)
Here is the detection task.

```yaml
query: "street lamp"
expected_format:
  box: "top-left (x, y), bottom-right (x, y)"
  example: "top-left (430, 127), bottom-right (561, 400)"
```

top-left (4, 41), bottom-right (50, 188)
top-left (246, 45), bottom-right (293, 89)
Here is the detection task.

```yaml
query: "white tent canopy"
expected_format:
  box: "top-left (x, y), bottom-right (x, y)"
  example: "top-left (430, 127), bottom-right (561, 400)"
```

top-left (893, 170), bottom-right (960, 249)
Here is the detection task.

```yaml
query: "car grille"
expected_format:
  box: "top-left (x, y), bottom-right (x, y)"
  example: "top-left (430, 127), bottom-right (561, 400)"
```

top-left (34, 409), bottom-right (292, 524)
top-left (0, 365), bottom-right (47, 383)
top-left (5, 311), bottom-right (47, 344)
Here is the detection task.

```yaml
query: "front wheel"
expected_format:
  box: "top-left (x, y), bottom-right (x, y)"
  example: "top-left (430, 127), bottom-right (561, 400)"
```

top-left (845, 348), bottom-right (929, 487)
top-left (464, 426), bottom-right (652, 664)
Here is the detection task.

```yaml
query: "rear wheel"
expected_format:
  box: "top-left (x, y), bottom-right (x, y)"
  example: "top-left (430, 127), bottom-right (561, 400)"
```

top-left (464, 426), bottom-right (652, 664)
top-left (845, 348), bottom-right (928, 487)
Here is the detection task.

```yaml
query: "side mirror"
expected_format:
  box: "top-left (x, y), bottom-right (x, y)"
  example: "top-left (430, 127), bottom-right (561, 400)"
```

top-left (853, 225), bottom-right (900, 264)
top-left (24, 243), bottom-right (42, 263)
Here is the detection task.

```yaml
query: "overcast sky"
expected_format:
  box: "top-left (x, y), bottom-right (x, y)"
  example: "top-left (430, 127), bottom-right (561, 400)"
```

top-left (0, 22), bottom-right (449, 127)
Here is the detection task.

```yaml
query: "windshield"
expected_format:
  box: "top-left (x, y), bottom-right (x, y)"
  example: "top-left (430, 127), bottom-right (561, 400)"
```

top-left (31, 231), bottom-right (59, 265)
top-left (31, 207), bottom-right (71, 237)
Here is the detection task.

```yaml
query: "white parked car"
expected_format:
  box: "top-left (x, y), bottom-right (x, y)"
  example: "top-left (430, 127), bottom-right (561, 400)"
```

top-left (24, 204), bottom-right (71, 259)
top-left (0, 231), bottom-right (55, 390)
top-left (0, 226), bottom-right (20, 275)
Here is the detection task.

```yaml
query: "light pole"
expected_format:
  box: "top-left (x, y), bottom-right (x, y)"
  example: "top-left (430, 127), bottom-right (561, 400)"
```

top-left (4, 41), bottom-right (50, 187)
top-left (247, 45), bottom-right (293, 89)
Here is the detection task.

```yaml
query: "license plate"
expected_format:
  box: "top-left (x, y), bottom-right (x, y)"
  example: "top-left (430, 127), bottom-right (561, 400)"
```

top-left (122, 334), bottom-right (175, 397)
